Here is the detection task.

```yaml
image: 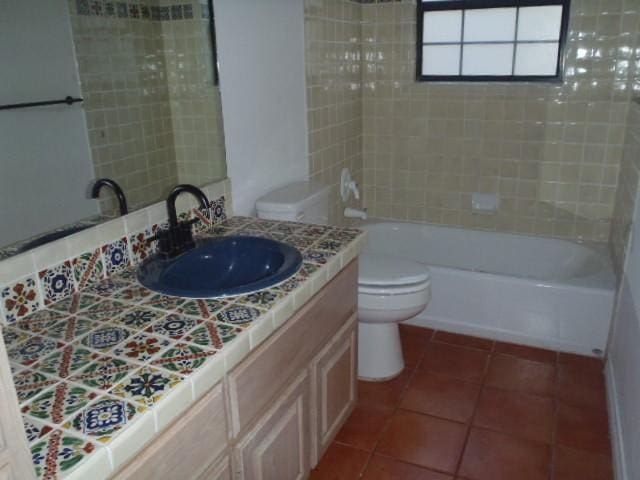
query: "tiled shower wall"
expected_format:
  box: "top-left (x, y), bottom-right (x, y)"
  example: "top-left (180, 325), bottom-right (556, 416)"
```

top-left (68, 0), bottom-right (225, 214)
top-left (305, 0), bottom-right (364, 226)
top-left (360, 0), bottom-right (640, 242)
top-left (161, 1), bottom-right (227, 185)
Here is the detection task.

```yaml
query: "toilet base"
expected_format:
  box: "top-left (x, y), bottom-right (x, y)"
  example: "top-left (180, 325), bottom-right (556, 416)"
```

top-left (357, 321), bottom-right (404, 381)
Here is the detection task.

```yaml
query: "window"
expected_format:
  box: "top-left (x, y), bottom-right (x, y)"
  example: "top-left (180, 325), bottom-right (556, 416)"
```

top-left (416, 0), bottom-right (570, 82)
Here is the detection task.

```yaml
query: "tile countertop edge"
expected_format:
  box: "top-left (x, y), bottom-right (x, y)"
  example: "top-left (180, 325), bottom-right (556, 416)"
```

top-left (61, 226), bottom-right (367, 479)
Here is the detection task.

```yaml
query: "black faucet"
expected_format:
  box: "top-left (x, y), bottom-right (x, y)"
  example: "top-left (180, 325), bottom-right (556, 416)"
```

top-left (91, 178), bottom-right (128, 215)
top-left (152, 184), bottom-right (210, 259)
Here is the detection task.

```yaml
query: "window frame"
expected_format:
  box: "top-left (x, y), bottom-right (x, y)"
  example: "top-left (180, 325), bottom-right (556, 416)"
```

top-left (415, 0), bottom-right (571, 83)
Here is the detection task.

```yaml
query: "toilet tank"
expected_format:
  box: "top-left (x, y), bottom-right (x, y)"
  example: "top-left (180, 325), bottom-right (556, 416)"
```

top-left (256, 181), bottom-right (330, 225)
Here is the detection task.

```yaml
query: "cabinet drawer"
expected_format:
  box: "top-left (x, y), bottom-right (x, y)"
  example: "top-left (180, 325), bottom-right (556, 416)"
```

top-left (228, 261), bottom-right (357, 436)
top-left (116, 383), bottom-right (228, 480)
top-left (311, 314), bottom-right (357, 465)
top-left (233, 370), bottom-right (311, 480)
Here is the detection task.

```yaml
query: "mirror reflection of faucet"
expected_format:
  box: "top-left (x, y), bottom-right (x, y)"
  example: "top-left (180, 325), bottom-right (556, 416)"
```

top-left (91, 178), bottom-right (129, 215)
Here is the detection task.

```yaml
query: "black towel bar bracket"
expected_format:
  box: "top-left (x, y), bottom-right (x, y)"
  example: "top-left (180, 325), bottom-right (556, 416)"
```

top-left (0, 96), bottom-right (83, 111)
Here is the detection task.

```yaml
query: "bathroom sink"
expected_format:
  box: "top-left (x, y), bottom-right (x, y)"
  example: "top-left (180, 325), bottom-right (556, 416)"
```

top-left (137, 236), bottom-right (303, 298)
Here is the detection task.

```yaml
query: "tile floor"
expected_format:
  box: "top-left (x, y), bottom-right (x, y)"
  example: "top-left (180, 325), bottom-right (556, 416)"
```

top-left (311, 325), bottom-right (613, 480)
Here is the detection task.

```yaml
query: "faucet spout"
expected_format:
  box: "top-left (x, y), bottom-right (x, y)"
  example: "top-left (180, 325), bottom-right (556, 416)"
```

top-left (166, 185), bottom-right (210, 228)
top-left (91, 178), bottom-right (129, 215)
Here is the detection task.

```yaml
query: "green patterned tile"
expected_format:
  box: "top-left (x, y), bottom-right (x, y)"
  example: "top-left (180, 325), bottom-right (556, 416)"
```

top-left (69, 355), bottom-right (138, 390)
top-left (21, 382), bottom-right (98, 424)
top-left (44, 317), bottom-right (99, 342)
top-left (12, 369), bottom-right (59, 404)
top-left (32, 344), bottom-right (100, 378)
top-left (151, 342), bottom-right (218, 375)
top-left (183, 322), bottom-right (242, 350)
top-left (31, 430), bottom-right (100, 479)
top-left (176, 299), bottom-right (227, 319)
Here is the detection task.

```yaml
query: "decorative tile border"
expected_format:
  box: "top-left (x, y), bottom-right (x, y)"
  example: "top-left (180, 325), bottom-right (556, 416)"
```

top-left (72, 249), bottom-right (105, 291)
top-left (1, 276), bottom-right (41, 323)
top-left (38, 261), bottom-right (76, 306)
top-left (102, 238), bottom-right (131, 276)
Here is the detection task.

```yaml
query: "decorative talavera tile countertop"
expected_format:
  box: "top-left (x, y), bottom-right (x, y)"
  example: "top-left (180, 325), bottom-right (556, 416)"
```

top-left (3, 216), bottom-right (365, 479)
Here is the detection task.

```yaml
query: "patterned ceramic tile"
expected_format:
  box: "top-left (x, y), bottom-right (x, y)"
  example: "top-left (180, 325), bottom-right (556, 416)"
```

top-left (23, 416), bottom-right (53, 444)
top-left (210, 196), bottom-right (227, 223)
top-left (328, 228), bottom-right (361, 242)
top-left (111, 366), bottom-right (183, 407)
top-left (32, 345), bottom-right (100, 379)
top-left (12, 369), bottom-right (59, 404)
top-left (110, 333), bottom-right (171, 363)
top-left (300, 262), bottom-right (321, 276)
top-left (314, 239), bottom-right (345, 252)
top-left (298, 225), bottom-right (335, 237)
top-left (14, 311), bottom-right (67, 335)
top-left (112, 307), bottom-right (165, 330)
top-left (39, 261), bottom-right (76, 305)
top-left (76, 0), bottom-right (90, 15)
top-left (90, 0), bottom-right (103, 16)
top-left (215, 305), bottom-right (263, 328)
top-left (83, 277), bottom-right (130, 297)
top-left (129, 3), bottom-right (140, 18)
top-left (283, 235), bottom-right (316, 250)
top-left (1, 276), bottom-right (41, 323)
top-left (182, 3), bottom-right (193, 19)
top-left (183, 322), bottom-right (242, 350)
top-left (80, 324), bottom-right (133, 352)
top-left (81, 299), bottom-right (130, 322)
top-left (31, 429), bottom-right (98, 479)
top-left (64, 396), bottom-right (146, 444)
top-left (8, 336), bottom-right (64, 366)
top-left (2, 326), bottom-right (30, 349)
top-left (22, 382), bottom-right (98, 424)
top-left (151, 343), bottom-right (218, 375)
top-left (109, 268), bottom-right (138, 284)
top-left (140, 4), bottom-right (150, 19)
top-left (269, 222), bottom-right (305, 236)
top-left (111, 285), bottom-right (153, 304)
top-left (303, 250), bottom-right (336, 265)
top-left (176, 299), bottom-right (227, 319)
top-left (69, 355), bottom-right (138, 390)
top-left (104, 1), bottom-right (115, 16)
top-left (49, 293), bottom-right (99, 315)
top-left (45, 317), bottom-right (99, 343)
top-left (72, 249), bottom-right (105, 290)
top-left (220, 216), bottom-right (255, 229)
top-left (238, 290), bottom-right (284, 309)
top-left (129, 229), bottom-right (156, 265)
top-left (116, 2), bottom-right (128, 18)
top-left (102, 238), bottom-right (130, 275)
top-left (274, 273), bottom-right (307, 293)
top-left (141, 293), bottom-right (186, 311)
top-left (145, 314), bottom-right (203, 340)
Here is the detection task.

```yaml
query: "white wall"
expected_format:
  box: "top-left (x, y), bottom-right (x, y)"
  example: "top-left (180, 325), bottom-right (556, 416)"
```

top-left (607, 162), bottom-right (640, 480)
top-left (214, 0), bottom-right (309, 216)
top-left (0, 0), bottom-right (97, 246)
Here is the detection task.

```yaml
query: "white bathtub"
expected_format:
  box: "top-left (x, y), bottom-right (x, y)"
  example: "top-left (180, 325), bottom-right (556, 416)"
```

top-left (361, 221), bottom-right (616, 356)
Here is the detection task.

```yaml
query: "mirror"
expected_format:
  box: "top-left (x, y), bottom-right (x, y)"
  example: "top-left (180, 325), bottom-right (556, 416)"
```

top-left (0, 0), bottom-right (226, 258)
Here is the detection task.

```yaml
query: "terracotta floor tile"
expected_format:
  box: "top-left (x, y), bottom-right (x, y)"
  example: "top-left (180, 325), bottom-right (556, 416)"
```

top-left (556, 403), bottom-right (611, 455)
top-left (334, 406), bottom-right (391, 452)
top-left (485, 354), bottom-right (556, 397)
top-left (400, 370), bottom-right (481, 423)
top-left (310, 443), bottom-right (370, 480)
top-left (419, 343), bottom-right (489, 383)
top-left (376, 411), bottom-right (467, 474)
top-left (554, 445), bottom-right (613, 480)
top-left (431, 331), bottom-right (494, 351)
top-left (400, 324), bottom-right (434, 342)
top-left (473, 387), bottom-right (554, 443)
top-left (557, 364), bottom-right (607, 411)
top-left (558, 353), bottom-right (604, 374)
top-left (362, 455), bottom-right (453, 480)
top-left (402, 335), bottom-right (428, 371)
top-left (358, 370), bottom-right (412, 414)
top-left (458, 428), bottom-right (551, 480)
top-left (493, 341), bottom-right (557, 364)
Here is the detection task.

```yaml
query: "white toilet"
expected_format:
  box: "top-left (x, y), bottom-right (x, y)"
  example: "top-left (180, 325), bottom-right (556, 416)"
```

top-left (256, 181), bottom-right (431, 382)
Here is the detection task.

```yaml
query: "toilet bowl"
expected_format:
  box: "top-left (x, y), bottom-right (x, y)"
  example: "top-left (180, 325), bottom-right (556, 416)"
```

top-left (358, 253), bottom-right (431, 381)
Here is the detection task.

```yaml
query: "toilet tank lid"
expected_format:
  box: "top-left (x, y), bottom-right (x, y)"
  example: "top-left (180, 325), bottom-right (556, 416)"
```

top-left (256, 181), bottom-right (330, 214)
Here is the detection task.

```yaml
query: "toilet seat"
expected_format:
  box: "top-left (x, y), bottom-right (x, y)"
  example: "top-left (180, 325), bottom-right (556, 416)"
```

top-left (358, 253), bottom-right (430, 295)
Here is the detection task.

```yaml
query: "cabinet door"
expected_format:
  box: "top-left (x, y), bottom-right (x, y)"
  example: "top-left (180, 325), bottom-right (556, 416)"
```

top-left (0, 329), bottom-right (37, 479)
top-left (198, 455), bottom-right (231, 480)
top-left (234, 370), bottom-right (311, 480)
top-left (311, 314), bottom-right (357, 465)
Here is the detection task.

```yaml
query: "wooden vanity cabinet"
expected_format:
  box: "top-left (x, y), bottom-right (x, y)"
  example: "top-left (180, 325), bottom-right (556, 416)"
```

top-left (114, 260), bottom-right (359, 480)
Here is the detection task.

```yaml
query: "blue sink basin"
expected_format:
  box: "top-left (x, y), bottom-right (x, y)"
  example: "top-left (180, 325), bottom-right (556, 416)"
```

top-left (137, 236), bottom-right (303, 299)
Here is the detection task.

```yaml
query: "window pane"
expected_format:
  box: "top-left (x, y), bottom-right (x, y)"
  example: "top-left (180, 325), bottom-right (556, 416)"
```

top-left (422, 45), bottom-right (461, 75)
top-left (517, 6), bottom-right (563, 41)
top-left (423, 11), bottom-right (462, 43)
top-left (514, 43), bottom-right (559, 75)
top-left (462, 44), bottom-right (514, 75)
top-left (464, 8), bottom-right (517, 42)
